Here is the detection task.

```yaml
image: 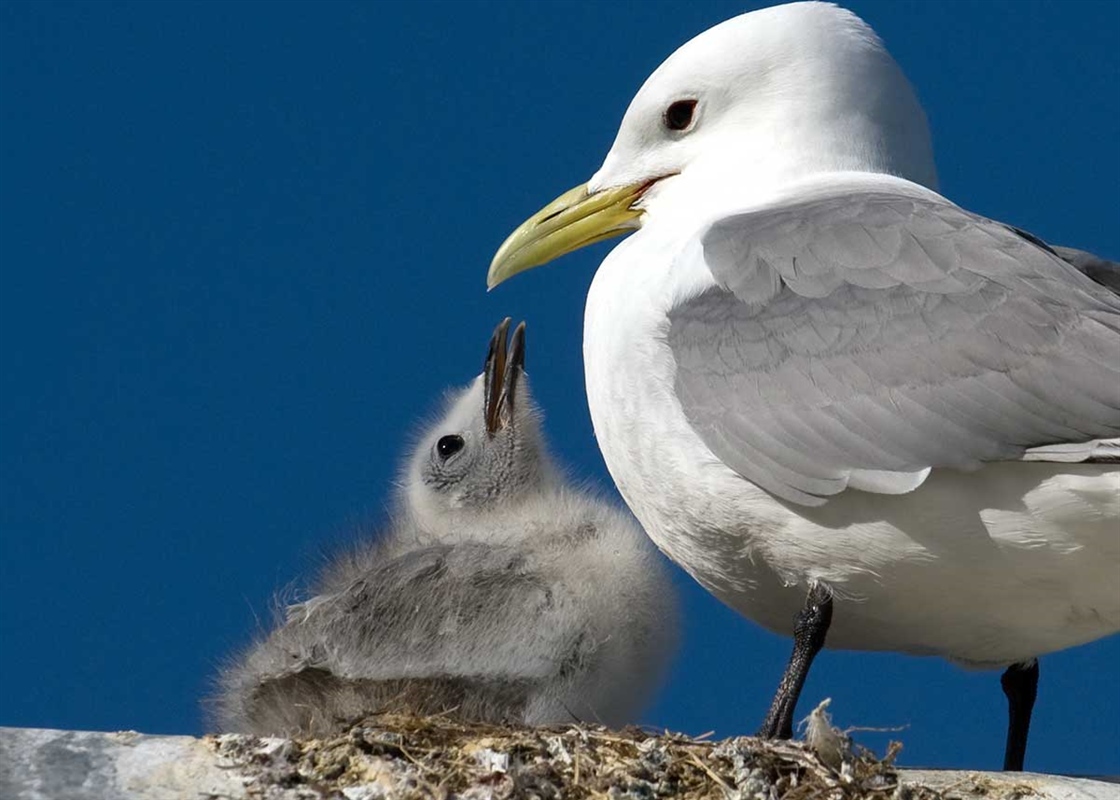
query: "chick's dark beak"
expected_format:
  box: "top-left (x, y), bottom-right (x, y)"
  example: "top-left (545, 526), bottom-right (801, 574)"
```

top-left (484, 318), bottom-right (526, 436)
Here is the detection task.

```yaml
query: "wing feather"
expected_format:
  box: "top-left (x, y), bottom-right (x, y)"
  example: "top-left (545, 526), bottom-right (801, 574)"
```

top-left (262, 543), bottom-right (581, 683)
top-left (667, 178), bottom-right (1120, 505)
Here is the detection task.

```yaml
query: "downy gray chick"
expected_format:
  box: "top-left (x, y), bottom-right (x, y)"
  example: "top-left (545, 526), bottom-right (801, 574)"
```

top-left (213, 319), bottom-right (677, 737)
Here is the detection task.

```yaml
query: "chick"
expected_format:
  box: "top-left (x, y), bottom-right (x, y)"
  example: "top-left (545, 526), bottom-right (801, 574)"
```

top-left (214, 320), bottom-right (677, 737)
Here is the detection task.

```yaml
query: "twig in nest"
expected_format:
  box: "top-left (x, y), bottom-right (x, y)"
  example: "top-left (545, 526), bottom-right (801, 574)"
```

top-left (688, 751), bottom-right (733, 795)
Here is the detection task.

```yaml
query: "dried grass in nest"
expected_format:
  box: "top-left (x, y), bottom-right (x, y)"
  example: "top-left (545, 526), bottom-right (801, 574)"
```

top-left (209, 710), bottom-right (949, 800)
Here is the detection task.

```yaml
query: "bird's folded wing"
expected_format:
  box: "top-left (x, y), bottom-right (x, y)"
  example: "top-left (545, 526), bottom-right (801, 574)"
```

top-left (273, 542), bottom-right (585, 683)
top-left (666, 176), bottom-right (1120, 506)
top-left (1044, 243), bottom-right (1120, 294)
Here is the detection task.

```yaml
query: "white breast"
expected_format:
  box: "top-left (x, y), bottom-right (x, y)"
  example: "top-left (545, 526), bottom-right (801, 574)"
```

top-left (584, 228), bottom-right (1120, 667)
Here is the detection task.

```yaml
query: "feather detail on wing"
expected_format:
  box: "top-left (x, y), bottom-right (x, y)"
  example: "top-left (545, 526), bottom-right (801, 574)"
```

top-left (277, 543), bottom-right (581, 682)
top-left (217, 542), bottom-right (588, 734)
top-left (666, 176), bottom-right (1120, 506)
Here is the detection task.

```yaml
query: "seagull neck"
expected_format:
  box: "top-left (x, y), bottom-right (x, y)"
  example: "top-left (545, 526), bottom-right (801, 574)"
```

top-left (643, 147), bottom-right (935, 235)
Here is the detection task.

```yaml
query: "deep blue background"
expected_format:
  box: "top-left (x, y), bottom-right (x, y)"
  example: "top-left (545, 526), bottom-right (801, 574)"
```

top-left (2, 0), bottom-right (1117, 773)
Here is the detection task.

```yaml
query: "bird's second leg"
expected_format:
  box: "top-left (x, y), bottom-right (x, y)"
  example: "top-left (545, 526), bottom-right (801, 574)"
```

top-left (1001, 659), bottom-right (1039, 771)
top-left (757, 582), bottom-right (833, 739)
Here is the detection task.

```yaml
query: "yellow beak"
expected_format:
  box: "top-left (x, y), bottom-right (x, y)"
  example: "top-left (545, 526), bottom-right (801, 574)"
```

top-left (487, 180), bottom-right (650, 289)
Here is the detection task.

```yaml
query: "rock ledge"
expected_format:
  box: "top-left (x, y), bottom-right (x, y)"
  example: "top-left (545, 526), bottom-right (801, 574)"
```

top-left (1, 717), bottom-right (1116, 800)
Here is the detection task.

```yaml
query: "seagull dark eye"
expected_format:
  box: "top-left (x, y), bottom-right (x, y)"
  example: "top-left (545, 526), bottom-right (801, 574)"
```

top-left (436, 434), bottom-right (464, 459)
top-left (663, 99), bottom-right (697, 132)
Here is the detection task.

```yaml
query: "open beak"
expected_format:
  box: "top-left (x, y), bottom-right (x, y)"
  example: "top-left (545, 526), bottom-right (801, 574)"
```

top-left (483, 318), bottom-right (526, 435)
top-left (487, 180), bottom-right (654, 289)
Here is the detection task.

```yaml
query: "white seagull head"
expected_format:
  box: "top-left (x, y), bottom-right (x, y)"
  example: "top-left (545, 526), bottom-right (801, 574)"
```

top-left (489, 1), bottom-right (937, 286)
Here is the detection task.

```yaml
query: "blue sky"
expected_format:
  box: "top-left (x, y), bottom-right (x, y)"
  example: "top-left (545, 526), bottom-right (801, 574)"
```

top-left (1, 0), bottom-right (1117, 774)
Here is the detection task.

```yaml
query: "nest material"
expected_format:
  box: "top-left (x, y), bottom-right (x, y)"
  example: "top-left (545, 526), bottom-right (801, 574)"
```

top-left (207, 710), bottom-right (946, 800)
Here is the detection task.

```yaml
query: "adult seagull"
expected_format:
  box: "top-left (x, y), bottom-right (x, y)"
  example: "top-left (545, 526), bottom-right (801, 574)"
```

top-left (487, 1), bottom-right (1119, 771)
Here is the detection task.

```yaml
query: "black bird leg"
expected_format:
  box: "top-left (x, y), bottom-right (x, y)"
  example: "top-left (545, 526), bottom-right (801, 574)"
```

top-left (757, 582), bottom-right (833, 739)
top-left (1001, 659), bottom-right (1039, 771)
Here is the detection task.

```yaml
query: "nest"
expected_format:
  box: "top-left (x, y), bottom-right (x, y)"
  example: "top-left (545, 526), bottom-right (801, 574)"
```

top-left (208, 707), bottom-right (946, 800)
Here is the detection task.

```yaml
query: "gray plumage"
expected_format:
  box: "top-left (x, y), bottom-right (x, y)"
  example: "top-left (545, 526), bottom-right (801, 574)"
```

top-left (1052, 246), bottom-right (1120, 294)
top-left (1010, 225), bottom-right (1120, 294)
top-left (668, 188), bottom-right (1120, 506)
top-left (212, 320), bottom-right (677, 737)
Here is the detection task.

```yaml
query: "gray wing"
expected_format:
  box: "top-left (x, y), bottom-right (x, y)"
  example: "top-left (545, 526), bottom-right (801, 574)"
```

top-left (1007, 224), bottom-right (1120, 294)
top-left (667, 185), bottom-right (1120, 506)
top-left (279, 542), bottom-right (582, 681)
top-left (215, 542), bottom-right (587, 733)
top-left (1049, 245), bottom-right (1120, 294)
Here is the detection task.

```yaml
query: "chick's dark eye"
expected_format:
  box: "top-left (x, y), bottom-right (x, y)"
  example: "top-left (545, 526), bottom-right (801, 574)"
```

top-left (436, 434), bottom-right (464, 459)
top-left (663, 99), bottom-right (697, 132)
